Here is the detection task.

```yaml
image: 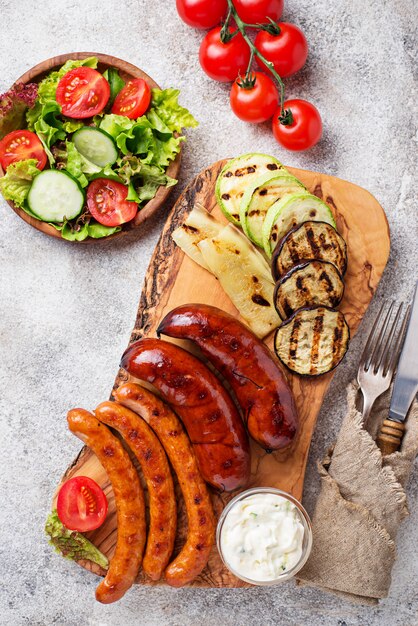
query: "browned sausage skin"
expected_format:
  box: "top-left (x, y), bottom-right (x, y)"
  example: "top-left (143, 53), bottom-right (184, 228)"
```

top-left (120, 338), bottom-right (250, 491)
top-left (114, 383), bottom-right (216, 587)
top-left (157, 304), bottom-right (298, 450)
top-left (67, 408), bottom-right (146, 604)
top-left (94, 401), bottom-right (176, 581)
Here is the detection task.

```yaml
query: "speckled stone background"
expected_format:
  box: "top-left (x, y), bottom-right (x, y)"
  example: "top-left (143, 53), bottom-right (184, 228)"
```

top-left (1, 0), bottom-right (417, 624)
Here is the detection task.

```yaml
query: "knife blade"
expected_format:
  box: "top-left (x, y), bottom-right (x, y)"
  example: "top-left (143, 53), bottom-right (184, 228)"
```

top-left (389, 281), bottom-right (418, 422)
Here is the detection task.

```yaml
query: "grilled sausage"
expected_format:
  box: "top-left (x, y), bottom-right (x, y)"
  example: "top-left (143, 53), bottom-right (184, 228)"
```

top-left (157, 304), bottom-right (298, 450)
top-left (114, 383), bottom-right (216, 587)
top-left (120, 338), bottom-right (250, 491)
top-left (94, 401), bottom-right (176, 581)
top-left (67, 408), bottom-right (146, 604)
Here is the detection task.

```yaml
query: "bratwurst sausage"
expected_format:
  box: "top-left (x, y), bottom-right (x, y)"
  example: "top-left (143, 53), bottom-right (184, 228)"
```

top-left (120, 338), bottom-right (250, 491)
top-left (67, 408), bottom-right (146, 603)
top-left (157, 304), bottom-right (298, 450)
top-left (114, 383), bottom-right (216, 587)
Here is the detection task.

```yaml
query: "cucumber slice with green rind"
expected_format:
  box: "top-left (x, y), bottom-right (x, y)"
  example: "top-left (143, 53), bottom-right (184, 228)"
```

top-left (239, 172), bottom-right (304, 247)
top-left (216, 153), bottom-right (286, 225)
top-left (73, 127), bottom-right (118, 168)
top-left (262, 192), bottom-right (336, 257)
top-left (27, 170), bottom-right (84, 223)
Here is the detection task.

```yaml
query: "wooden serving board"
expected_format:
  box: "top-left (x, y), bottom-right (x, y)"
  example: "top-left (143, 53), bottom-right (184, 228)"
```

top-left (54, 160), bottom-right (390, 588)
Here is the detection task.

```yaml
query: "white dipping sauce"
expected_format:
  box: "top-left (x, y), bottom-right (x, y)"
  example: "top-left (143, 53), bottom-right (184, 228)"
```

top-left (220, 493), bottom-right (305, 582)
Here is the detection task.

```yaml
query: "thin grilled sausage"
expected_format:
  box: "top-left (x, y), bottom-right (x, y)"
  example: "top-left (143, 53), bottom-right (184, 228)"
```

top-left (94, 401), bottom-right (176, 581)
top-left (120, 338), bottom-right (250, 491)
top-left (67, 408), bottom-right (146, 603)
top-left (114, 383), bottom-right (216, 588)
top-left (157, 303), bottom-right (298, 450)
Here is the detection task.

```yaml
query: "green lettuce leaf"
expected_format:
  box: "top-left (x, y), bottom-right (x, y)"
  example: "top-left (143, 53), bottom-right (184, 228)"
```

top-left (53, 141), bottom-right (89, 187)
top-left (117, 155), bottom-right (177, 203)
top-left (59, 219), bottom-right (121, 241)
top-left (45, 510), bottom-right (109, 568)
top-left (150, 88), bottom-right (198, 133)
top-left (62, 118), bottom-right (84, 133)
top-left (103, 68), bottom-right (125, 106)
top-left (32, 101), bottom-right (67, 164)
top-left (88, 221), bottom-right (121, 238)
top-left (0, 158), bottom-right (40, 206)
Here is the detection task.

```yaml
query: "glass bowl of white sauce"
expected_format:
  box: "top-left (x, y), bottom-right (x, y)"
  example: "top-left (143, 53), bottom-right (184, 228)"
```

top-left (216, 487), bottom-right (313, 585)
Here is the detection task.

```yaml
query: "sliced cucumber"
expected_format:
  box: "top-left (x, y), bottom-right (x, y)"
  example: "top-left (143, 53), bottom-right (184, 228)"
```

top-left (27, 170), bottom-right (84, 223)
top-left (73, 127), bottom-right (118, 168)
top-left (262, 192), bottom-right (336, 257)
top-left (172, 204), bottom-right (224, 270)
top-left (239, 172), bottom-right (304, 247)
top-left (216, 153), bottom-right (286, 225)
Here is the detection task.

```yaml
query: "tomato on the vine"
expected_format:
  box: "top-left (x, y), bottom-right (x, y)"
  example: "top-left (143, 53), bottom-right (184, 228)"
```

top-left (230, 72), bottom-right (278, 123)
top-left (234, 0), bottom-right (283, 24)
top-left (255, 23), bottom-right (308, 77)
top-left (272, 99), bottom-right (322, 151)
top-left (176, 0), bottom-right (227, 29)
top-left (199, 26), bottom-right (251, 82)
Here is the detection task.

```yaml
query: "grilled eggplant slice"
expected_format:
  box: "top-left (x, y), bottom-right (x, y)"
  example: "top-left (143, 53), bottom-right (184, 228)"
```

top-left (216, 153), bottom-right (285, 225)
top-left (239, 172), bottom-right (305, 247)
top-left (198, 223), bottom-right (281, 338)
top-left (172, 204), bottom-right (223, 270)
top-left (274, 260), bottom-right (344, 319)
top-left (262, 192), bottom-right (336, 257)
top-left (274, 306), bottom-right (350, 376)
top-left (272, 221), bottom-right (348, 281)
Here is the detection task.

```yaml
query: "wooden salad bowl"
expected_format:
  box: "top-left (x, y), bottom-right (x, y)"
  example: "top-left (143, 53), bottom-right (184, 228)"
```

top-left (0, 52), bottom-right (182, 243)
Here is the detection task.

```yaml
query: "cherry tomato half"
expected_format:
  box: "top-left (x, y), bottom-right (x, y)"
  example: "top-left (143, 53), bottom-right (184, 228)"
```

top-left (56, 476), bottom-right (108, 532)
top-left (199, 26), bottom-right (251, 83)
top-left (255, 23), bottom-right (308, 77)
top-left (111, 78), bottom-right (151, 119)
top-left (176, 0), bottom-right (227, 28)
top-left (87, 178), bottom-right (138, 227)
top-left (234, 0), bottom-right (283, 24)
top-left (272, 99), bottom-right (322, 151)
top-left (0, 129), bottom-right (47, 171)
top-left (230, 72), bottom-right (278, 123)
top-left (56, 67), bottom-right (110, 119)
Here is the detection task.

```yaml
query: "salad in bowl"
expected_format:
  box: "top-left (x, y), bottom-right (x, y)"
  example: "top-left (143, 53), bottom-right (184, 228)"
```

top-left (0, 53), bottom-right (197, 242)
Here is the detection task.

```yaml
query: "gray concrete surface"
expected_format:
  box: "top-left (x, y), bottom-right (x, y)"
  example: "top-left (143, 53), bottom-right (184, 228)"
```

top-left (0, 0), bottom-right (417, 624)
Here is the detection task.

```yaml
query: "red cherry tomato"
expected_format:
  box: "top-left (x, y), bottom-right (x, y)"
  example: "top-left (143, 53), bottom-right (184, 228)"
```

top-left (176, 0), bottom-right (227, 28)
top-left (255, 23), bottom-right (308, 77)
top-left (272, 99), bottom-right (322, 151)
top-left (87, 178), bottom-right (138, 227)
top-left (0, 130), bottom-right (47, 171)
top-left (199, 26), bottom-right (251, 82)
top-left (111, 78), bottom-right (151, 119)
top-left (230, 72), bottom-right (278, 123)
top-left (234, 0), bottom-right (283, 24)
top-left (56, 476), bottom-right (108, 532)
top-left (56, 67), bottom-right (110, 119)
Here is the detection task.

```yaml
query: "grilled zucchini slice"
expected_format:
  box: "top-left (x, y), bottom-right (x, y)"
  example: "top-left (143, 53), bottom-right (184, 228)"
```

top-left (172, 204), bottom-right (223, 270)
top-left (274, 306), bottom-right (350, 376)
top-left (272, 221), bottom-right (348, 281)
top-left (273, 260), bottom-right (344, 319)
top-left (216, 153), bottom-right (285, 225)
top-left (239, 172), bottom-right (304, 247)
top-left (262, 192), bottom-right (336, 257)
top-left (198, 223), bottom-right (281, 338)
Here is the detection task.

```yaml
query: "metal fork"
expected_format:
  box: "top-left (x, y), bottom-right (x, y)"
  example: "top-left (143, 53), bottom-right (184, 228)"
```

top-left (357, 301), bottom-right (410, 425)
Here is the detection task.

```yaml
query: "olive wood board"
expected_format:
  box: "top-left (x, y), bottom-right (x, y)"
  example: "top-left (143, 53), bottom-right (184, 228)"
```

top-left (53, 160), bottom-right (390, 588)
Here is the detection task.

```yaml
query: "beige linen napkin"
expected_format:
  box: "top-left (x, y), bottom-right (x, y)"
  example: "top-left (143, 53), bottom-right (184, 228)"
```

top-left (297, 381), bottom-right (418, 605)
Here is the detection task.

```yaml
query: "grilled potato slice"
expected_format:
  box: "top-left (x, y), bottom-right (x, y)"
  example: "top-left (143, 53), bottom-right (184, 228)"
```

top-left (198, 224), bottom-right (281, 338)
top-left (262, 192), bottom-right (336, 257)
top-left (216, 153), bottom-right (285, 225)
top-left (172, 204), bottom-right (223, 270)
top-left (274, 260), bottom-right (344, 319)
top-left (272, 221), bottom-right (348, 281)
top-left (274, 306), bottom-right (350, 376)
top-left (239, 172), bottom-right (305, 247)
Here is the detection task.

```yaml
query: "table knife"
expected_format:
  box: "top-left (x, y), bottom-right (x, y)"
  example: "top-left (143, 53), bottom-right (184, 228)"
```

top-left (377, 281), bottom-right (418, 455)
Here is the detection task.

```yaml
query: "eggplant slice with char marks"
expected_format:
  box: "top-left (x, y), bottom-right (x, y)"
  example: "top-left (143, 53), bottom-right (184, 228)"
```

top-left (272, 220), bottom-right (348, 281)
top-left (273, 260), bottom-right (345, 319)
top-left (274, 306), bottom-right (350, 376)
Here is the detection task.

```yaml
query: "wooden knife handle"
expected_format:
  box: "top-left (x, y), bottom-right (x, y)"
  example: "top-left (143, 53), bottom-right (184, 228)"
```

top-left (376, 420), bottom-right (405, 456)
